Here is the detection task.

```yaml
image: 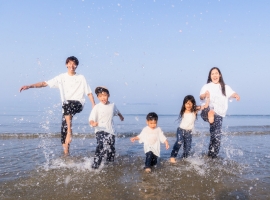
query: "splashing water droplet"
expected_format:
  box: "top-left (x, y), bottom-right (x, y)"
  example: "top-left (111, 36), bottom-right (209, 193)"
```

top-left (65, 175), bottom-right (71, 186)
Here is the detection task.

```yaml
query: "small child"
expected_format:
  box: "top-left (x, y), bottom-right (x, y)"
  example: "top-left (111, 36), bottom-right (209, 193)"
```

top-left (170, 95), bottom-right (209, 163)
top-left (89, 86), bottom-right (124, 169)
top-left (130, 112), bottom-right (169, 173)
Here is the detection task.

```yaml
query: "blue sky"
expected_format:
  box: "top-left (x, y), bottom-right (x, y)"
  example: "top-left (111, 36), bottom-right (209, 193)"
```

top-left (1, 0), bottom-right (270, 115)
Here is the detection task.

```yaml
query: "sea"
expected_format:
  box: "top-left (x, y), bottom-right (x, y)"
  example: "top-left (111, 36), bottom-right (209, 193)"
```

top-left (0, 108), bottom-right (270, 199)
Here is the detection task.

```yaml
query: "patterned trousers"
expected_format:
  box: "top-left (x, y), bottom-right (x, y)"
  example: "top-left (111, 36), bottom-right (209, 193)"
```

top-left (61, 100), bottom-right (82, 144)
top-left (92, 131), bottom-right (115, 169)
top-left (201, 107), bottom-right (223, 158)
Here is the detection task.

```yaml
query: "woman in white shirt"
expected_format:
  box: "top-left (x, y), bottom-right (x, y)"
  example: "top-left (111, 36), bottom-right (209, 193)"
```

top-left (200, 67), bottom-right (240, 158)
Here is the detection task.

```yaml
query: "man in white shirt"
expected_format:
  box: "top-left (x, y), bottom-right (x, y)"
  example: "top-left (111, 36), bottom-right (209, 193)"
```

top-left (20, 56), bottom-right (95, 155)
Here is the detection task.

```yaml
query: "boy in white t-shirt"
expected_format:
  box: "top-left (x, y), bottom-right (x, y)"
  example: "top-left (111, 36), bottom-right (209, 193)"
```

top-left (130, 112), bottom-right (169, 173)
top-left (20, 56), bottom-right (96, 155)
top-left (89, 87), bottom-right (124, 169)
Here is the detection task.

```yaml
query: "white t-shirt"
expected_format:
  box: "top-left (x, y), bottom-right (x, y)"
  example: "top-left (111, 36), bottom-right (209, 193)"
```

top-left (180, 112), bottom-right (196, 130)
top-left (46, 73), bottom-right (92, 105)
top-left (138, 126), bottom-right (167, 157)
top-left (200, 82), bottom-right (235, 117)
top-left (89, 102), bottom-right (120, 135)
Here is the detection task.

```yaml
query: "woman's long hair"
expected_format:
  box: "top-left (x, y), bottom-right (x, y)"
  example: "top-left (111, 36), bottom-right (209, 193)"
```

top-left (207, 67), bottom-right (226, 96)
top-left (179, 95), bottom-right (197, 120)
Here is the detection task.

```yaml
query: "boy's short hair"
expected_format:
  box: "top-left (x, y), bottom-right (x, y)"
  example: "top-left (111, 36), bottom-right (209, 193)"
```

top-left (146, 112), bottom-right (158, 121)
top-left (95, 86), bottom-right (110, 96)
top-left (66, 56), bottom-right (79, 66)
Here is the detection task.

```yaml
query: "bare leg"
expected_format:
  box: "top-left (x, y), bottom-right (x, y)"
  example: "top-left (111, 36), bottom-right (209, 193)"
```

top-left (208, 110), bottom-right (215, 124)
top-left (63, 115), bottom-right (72, 155)
top-left (203, 97), bottom-right (214, 124)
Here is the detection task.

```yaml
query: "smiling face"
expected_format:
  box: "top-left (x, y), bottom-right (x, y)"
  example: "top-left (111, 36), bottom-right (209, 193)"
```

top-left (210, 68), bottom-right (221, 84)
top-left (66, 60), bottom-right (77, 75)
top-left (97, 92), bottom-right (109, 104)
top-left (184, 100), bottom-right (193, 112)
top-left (146, 120), bottom-right (157, 129)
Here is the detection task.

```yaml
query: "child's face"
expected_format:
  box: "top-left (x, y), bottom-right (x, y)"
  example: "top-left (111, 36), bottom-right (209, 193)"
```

top-left (66, 60), bottom-right (77, 74)
top-left (146, 120), bottom-right (157, 129)
top-left (210, 68), bottom-right (221, 84)
top-left (185, 100), bottom-right (193, 112)
top-left (97, 92), bottom-right (109, 104)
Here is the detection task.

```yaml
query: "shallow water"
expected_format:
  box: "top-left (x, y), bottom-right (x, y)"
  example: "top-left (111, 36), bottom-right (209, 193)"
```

top-left (0, 134), bottom-right (270, 199)
top-left (0, 113), bottom-right (270, 199)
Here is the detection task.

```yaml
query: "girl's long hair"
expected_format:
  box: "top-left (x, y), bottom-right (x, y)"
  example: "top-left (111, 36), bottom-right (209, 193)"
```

top-left (179, 95), bottom-right (197, 120)
top-left (207, 67), bottom-right (226, 96)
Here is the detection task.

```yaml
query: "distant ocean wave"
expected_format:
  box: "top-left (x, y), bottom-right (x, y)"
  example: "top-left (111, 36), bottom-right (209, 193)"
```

top-left (1, 130), bottom-right (270, 139)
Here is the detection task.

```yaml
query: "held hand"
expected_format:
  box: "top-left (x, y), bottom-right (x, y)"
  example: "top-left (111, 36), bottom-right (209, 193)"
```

top-left (91, 121), bottom-right (98, 127)
top-left (130, 137), bottom-right (135, 142)
top-left (20, 85), bottom-right (30, 92)
top-left (165, 141), bottom-right (169, 150)
top-left (235, 94), bottom-right (240, 101)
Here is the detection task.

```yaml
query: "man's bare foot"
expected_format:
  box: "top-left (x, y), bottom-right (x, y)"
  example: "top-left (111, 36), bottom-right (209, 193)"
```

top-left (145, 168), bottom-right (151, 173)
top-left (170, 157), bottom-right (176, 163)
top-left (208, 110), bottom-right (215, 124)
top-left (63, 144), bottom-right (69, 155)
top-left (63, 133), bottom-right (72, 154)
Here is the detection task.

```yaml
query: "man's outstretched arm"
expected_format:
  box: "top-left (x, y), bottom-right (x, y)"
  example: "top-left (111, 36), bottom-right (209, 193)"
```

top-left (20, 81), bottom-right (48, 92)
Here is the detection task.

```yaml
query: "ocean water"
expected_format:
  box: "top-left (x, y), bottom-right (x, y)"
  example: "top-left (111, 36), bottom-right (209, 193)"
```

top-left (0, 109), bottom-right (270, 199)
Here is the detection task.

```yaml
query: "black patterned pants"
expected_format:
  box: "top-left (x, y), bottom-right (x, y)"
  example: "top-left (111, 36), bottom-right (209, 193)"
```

top-left (61, 100), bottom-right (82, 144)
top-left (145, 151), bottom-right (158, 169)
top-left (92, 131), bottom-right (116, 169)
top-left (201, 107), bottom-right (223, 158)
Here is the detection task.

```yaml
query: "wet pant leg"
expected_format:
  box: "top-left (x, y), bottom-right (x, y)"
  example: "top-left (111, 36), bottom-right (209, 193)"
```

top-left (201, 106), bottom-right (210, 122)
top-left (145, 151), bottom-right (158, 169)
top-left (170, 128), bottom-right (184, 158)
top-left (208, 114), bottom-right (223, 158)
top-left (182, 130), bottom-right (192, 158)
top-left (92, 131), bottom-right (115, 169)
top-left (106, 135), bottom-right (116, 162)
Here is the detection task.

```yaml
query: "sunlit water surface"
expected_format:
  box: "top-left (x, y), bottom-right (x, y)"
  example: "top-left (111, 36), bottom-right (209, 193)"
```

top-left (0, 113), bottom-right (269, 199)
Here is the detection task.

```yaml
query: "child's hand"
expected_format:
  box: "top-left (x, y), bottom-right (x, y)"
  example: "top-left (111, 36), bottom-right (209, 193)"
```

top-left (90, 121), bottom-right (98, 127)
top-left (165, 140), bottom-right (169, 150)
top-left (130, 136), bottom-right (139, 142)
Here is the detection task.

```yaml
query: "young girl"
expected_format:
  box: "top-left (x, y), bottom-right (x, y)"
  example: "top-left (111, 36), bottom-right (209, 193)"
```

top-left (200, 67), bottom-right (240, 158)
top-left (170, 95), bottom-right (208, 163)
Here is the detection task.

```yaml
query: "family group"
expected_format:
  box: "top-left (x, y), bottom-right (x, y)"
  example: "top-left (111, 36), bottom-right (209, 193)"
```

top-left (20, 56), bottom-right (240, 172)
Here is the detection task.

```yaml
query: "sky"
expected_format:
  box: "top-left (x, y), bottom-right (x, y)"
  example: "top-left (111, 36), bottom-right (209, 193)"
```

top-left (0, 0), bottom-right (270, 115)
